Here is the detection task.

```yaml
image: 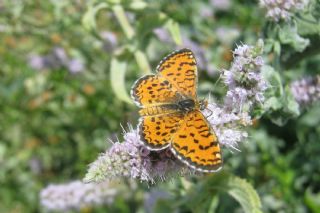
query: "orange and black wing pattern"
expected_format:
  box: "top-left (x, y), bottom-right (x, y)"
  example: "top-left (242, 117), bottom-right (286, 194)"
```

top-left (157, 49), bottom-right (198, 99)
top-left (131, 49), bottom-right (223, 172)
top-left (138, 113), bottom-right (183, 150)
top-left (171, 110), bottom-right (222, 172)
top-left (131, 74), bottom-right (182, 107)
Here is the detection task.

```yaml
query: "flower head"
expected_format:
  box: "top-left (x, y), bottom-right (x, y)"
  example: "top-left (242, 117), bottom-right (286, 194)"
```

top-left (28, 46), bottom-right (85, 74)
top-left (290, 75), bottom-right (320, 106)
top-left (84, 126), bottom-right (189, 184)
top-left (40, 181), bottom-right (120, 211)
top-left (222, 40), bottom-right (268, 112)
top-left (259, 0), bottom-right (309, 22)
top-left (203, 103), bottom-right (250, 151)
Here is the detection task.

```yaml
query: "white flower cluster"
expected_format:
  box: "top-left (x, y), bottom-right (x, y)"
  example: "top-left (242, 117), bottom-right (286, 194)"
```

top-left (204, 103), bottom-right (250, 151)
top-left (84, 127), bottom-right (189, 184)
top-left (291, 75), bottom-right (320, 106)
top-left (259, 0), bottom-right (309, 22)
top-left (223, 41), bottom-right (268, 113)
top-left (40, 181), bottom-right (119, 211)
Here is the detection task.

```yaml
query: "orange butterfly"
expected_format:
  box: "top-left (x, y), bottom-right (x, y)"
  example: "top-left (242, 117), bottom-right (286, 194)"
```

top-left (131, 49), bottom-right (222, 172)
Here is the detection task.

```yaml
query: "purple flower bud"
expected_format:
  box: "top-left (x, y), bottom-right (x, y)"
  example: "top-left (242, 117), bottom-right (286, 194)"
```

top-left (67, 58), bottom-right (84, 74)
top-left (100, 31), bottom-right (118, 52)
top-left (28, 55), bottom-right (45, 70)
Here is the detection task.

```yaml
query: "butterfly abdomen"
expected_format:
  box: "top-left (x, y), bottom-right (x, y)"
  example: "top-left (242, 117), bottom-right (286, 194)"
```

top-left (139, 104), bottom-right (179, 116)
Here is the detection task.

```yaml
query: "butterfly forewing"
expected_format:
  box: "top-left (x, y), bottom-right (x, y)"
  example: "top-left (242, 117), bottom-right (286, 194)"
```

top-left (131, 74), bottom-right (182, 107)
top-left (157, 49), bottom-right (198, 99)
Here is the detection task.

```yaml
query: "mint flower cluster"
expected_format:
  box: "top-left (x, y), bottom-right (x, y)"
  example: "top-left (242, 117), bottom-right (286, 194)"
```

top-left (259, 0), bottom-right (309, 22)
top-left (291, 75), bottom-right (320, 106)
top-left (83, 127), bottom-right (189, 183)
top-left (223, 40), bottom-right (268, 113)
top-left (40, 181), bottom-right (121, 211)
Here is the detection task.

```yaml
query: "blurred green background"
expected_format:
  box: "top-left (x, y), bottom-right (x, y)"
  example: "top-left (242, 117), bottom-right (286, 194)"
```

top-left (0, 0), bottom-right (319, 212)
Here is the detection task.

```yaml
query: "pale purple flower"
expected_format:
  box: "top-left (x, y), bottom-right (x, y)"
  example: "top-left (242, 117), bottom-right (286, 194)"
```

top-left (154, 28), bottom-right (216, 74)
top-left (179, 36), bottom-right (208, 71)
top-left (40, 181), bottom-right (119, 211)
top-left (29, 55), bottom-right (46, 70)
top-left (0, 24), bottom-right (7, 32)
top-left (84, 126), bottom-right (189, 184)
top-left (222, 40), bottom-right (268, 112)
top-left (216, 27), bottom-right (240, 45)
top-left (28, 47), bottom-right (86, 74)
top-left (100, 31), bottom-right (118, 52)
top-left (210, 0), bottom-right (231, 11)
top-left (53, 47), bottom-right (68, 65)
top-left (199, 6), bottom-right (213, 18)
top-left (153, 27), bottom-right (172, 43)
top-left (29, 157), bottom-right (42, 175)
top-left (144, 189), bottom-right (171, 213)
top-left (67, 58), bottom-right (85, 74)
top-left (259, 0), bottom-right (309, 22)
top-left (203, 103), bottom-right (250, 151)
top-left (290, 75), bottom-right (320, 106)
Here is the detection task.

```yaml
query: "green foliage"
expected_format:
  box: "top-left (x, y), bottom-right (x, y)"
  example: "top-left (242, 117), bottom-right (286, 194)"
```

top-left (183, 172), bottom-right (262, 213)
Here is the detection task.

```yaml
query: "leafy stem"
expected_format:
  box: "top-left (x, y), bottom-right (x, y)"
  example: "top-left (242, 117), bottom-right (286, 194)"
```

top-left (112, 4), bottom-right (151, 74)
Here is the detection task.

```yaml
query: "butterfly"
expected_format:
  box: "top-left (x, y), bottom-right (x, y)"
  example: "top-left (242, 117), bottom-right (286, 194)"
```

top-left (131, 49), bottom-right (222, 172)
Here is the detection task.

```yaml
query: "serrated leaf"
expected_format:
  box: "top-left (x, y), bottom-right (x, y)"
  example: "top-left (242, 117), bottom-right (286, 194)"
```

top-left (82, 3), bottom-right (109, 32)
top-left (278, 23), bottom-right (310, 52)
top-left (110, 57), bottom-right (133, 104)
top-left (183, 172), bottom-right (262, 213)
top-left (227, 176), bottom-right (262, 213)
top-left (165, 19), bottom-right (182, 45)
top-left (264, 97), bottom-right (282, 110)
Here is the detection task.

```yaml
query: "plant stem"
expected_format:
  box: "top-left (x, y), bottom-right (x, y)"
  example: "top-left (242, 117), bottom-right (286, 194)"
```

top-left (112, 4), bottom-right (151, 74)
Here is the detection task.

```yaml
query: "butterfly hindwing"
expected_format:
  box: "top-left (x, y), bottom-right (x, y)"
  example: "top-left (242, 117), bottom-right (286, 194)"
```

top-left (171, 110), bottom-right (222, 172)
top-left (138, 113), bottom-right (183, 150)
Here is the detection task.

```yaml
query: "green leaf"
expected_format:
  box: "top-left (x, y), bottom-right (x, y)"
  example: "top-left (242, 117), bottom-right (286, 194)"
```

top-left (304, 188), bottom-right (320, 213)
top-left (129, 0), bottom-right (148, 10)
top-left (110, 57), bottom-right (133, 104)
top-left (165, 19), bottom-right (182, 45)
top-left (278, 22), bottom-right (310, 52)
top-left (261, 65), bottom-right (283, 96)
top-left (82, 3), bottom-right (109, 32)
top-left (183, 172), bottom-right (262, 213)
top-left (227, 176), bottom-right (262, 213)
top-left (133, 49), bottom-right (152, 75)
top-left (284, 85), bottom-right (300, 117)
top-left (273, 41), bottom-right (281, 56)
top-left (264, 96), bottom-right (282, 111)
